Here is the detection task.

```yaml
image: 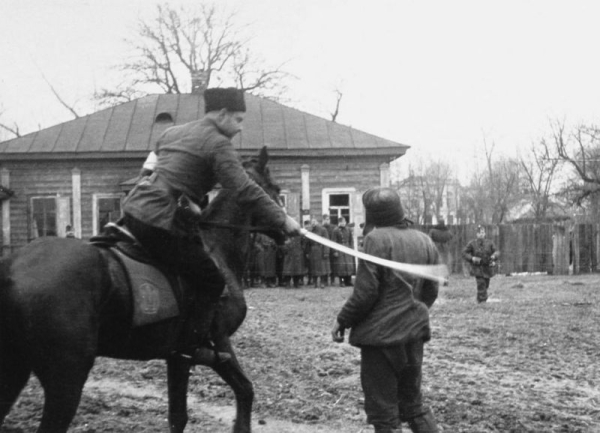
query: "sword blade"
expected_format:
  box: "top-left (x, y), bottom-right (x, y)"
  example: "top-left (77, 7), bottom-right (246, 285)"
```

top-left (301, 228), bottom-right (449, 284)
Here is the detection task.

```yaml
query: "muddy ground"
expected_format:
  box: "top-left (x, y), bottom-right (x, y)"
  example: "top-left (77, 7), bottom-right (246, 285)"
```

top-left (2, 274), bottom-right (599, 432)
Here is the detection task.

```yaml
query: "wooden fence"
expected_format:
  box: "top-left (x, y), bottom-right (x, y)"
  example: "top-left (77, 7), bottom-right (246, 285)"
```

top-left (415, 223), bottom-right (600, 276)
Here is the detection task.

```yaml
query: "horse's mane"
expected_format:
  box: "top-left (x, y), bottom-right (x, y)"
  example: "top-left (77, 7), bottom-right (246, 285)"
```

top-left (199, 147), bottom-right (284, 291)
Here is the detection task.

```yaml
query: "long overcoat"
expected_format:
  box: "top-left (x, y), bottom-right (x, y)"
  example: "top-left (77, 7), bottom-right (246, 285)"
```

top-left (306, 224), bottom-right (330, 277)
top-left (282, 236), bottom-right (306, 277)
top-left (257, 233), bottom-right (278, 279)
top-left (332, 225), bottom-right (354, 277)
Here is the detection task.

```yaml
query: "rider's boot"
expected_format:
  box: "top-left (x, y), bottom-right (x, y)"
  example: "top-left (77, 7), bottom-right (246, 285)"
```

top-left (185, 300), bottom-right (232, 367)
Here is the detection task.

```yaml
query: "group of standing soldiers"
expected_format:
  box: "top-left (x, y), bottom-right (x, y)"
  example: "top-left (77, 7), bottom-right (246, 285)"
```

top-left (245, 214), bottom-right (356, 289)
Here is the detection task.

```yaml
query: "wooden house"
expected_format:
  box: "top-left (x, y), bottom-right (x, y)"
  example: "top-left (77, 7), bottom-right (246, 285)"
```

top-left (0, 93), bottom-right (408, 255)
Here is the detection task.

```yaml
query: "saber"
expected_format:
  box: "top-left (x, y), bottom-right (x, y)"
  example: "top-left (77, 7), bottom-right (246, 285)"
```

top-left (301, 228), bottom-right (449, 284)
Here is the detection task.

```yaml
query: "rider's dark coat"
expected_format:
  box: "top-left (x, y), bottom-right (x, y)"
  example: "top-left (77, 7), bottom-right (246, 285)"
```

top-left (123, 117), bottom-right (286, 236)
top-left (332, 225), bottom-right (355, 277)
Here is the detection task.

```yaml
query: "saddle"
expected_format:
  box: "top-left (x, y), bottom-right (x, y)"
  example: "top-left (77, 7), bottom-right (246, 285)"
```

top-left (90, 223), bottom-right (181, 327)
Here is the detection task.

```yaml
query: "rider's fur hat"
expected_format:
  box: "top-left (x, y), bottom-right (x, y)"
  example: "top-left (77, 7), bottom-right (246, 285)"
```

top-left (204, 88), bottom-right (246, 113)
top-left (362, 187), bottom-right (405, 228)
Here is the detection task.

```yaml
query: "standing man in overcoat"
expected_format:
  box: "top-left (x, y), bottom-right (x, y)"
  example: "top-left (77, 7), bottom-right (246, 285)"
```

top-left (282, 235), bottom-right (306, 288)
top-left (462, 225), bottom-right (499, 303)
top-left (322, 214), bottom-right (335, 285)
top-left (332, 217), bottom-right (354, 286)
top-left (306, 217), bottom-right (330, 288)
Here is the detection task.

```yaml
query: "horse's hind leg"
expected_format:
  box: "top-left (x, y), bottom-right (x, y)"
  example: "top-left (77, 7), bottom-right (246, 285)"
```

top-left (211, 337), bottom-right (253, 433)
top-left (0, 348), bottom-right (31, 426)
top-left (33, 353), bottom-right (95, 433)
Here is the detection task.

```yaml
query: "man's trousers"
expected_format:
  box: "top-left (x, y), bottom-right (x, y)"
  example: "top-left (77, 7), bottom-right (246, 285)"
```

top-left (360, 340), bottom-right (434, 431)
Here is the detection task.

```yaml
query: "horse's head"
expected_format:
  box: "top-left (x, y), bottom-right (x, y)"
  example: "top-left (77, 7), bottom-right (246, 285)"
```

top-left (242, 146), bottom-right (282, 207)
top-left (199, 146), bottom-right (285, 279)
top-left (241, 147), bottom-right (286, 244)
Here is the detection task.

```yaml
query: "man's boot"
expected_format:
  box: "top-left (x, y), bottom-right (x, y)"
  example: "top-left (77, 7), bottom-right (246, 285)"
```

top-left (406, 409), bottom-right (439, 433)
top-left (186, 301), bottom-right (231, 367)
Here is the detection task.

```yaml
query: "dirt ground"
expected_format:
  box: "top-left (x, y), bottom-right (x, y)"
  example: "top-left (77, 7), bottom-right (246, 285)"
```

top-left (2, 274), bottom-right (599, 432)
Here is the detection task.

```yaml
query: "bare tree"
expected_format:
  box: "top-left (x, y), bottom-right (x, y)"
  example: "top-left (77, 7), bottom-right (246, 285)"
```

top-left (486, 150), bottom-right (522, 224)
top-left (518, 137), bottom-right (560, 222)
top-left (544, 119), bottom-right (600, 224)
top-left (95, 3), bottom-right (291, 107)
top-left (551, 120), bottom-right (600, 207)
top-left (0, 118), bottom-right (21, 138)
top-left (463, 141), bottom-right (523, 224)
top-left (330, 89), bottom-right (343, 123)
top-left (462, 169), bottom-right (488, 223)
top-left (40, 72), bottom-right (81, 119)
top-left (398, 158), bottom-right (453, 224)
top-left (0, 72), bottom-right (82, 139)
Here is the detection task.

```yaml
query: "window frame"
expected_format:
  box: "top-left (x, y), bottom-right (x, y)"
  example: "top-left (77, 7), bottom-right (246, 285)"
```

top-left (29, 195), bottom-right (58, 239)
top-left (322, 187), bottom-right (356, 225)
top-left (92, 193), bottom-right (124, 235)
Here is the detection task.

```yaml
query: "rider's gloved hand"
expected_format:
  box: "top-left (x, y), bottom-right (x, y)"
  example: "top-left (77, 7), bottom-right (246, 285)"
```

top-left (282, 215), bottom-right (302, 236)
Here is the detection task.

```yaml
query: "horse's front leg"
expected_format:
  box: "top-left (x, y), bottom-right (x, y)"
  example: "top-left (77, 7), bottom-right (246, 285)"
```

top-left (167, 356), bottom-right (192, 433)
top-left (212, 336), bottom-right (254, 433)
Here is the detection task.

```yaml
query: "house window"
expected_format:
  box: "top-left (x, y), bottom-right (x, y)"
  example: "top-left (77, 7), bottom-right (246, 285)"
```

top-left (93, 194), bottom-right (123, 235)
top-left (31, 197), bottom-right (57, 237)
top-left (327, 193), bottom-right (351, 225)
top-left (155, 112), bottom-right (174, 124)
top-left (279, 193), bottom-right (287, 209)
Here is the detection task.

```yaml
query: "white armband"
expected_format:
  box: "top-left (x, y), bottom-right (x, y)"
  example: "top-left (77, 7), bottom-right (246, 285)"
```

top-left (142, 151), bottom-right (158, 171)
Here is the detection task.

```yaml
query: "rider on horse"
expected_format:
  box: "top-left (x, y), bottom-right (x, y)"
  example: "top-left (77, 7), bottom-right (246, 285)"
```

top-left (122, 87), bottom-right (302, 366)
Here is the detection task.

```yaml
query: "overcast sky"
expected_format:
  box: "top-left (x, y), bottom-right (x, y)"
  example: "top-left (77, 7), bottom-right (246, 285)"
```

top-left (1, 0), bottom-right (600, 180)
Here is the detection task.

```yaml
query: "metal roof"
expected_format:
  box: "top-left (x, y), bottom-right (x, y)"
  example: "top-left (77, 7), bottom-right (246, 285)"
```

top-left (0, 93), bottom-right (409, 159)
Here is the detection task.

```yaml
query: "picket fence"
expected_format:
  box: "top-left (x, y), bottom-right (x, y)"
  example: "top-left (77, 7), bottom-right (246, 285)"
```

top-left (415, 223), bottom-right (600, 276)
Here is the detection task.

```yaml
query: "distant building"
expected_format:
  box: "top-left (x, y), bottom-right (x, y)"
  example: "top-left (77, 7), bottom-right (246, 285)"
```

top-left (0, 91), bottom-right (408, 255)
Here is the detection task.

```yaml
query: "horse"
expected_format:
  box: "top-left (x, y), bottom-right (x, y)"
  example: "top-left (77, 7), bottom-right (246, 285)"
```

top-left (0, 146), bottom-right (283, 433)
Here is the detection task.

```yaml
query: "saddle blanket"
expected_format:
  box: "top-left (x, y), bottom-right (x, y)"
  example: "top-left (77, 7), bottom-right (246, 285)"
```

top-left (112, 248), bottom-right (180, 327)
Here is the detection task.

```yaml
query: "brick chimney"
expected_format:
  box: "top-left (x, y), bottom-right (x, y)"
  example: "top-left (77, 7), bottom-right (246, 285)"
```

top-left (191, 70), bottom-right (208, 94)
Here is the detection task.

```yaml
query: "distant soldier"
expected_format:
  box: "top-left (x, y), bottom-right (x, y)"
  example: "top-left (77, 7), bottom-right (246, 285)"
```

top-left (462, 225), bottom-right (499, 303)
top-left (65, 225), bottom-right (76, 239)
top-left (257, 233), bottom-right (279, 288)
top-left (332, 217), bottom-right (354, 287)
top-left (322, 214), bottom-right (335, 285)
top-left (282, 236), bottom-right (306, 288)
top-left (305, 217), bottom-right (330, 288)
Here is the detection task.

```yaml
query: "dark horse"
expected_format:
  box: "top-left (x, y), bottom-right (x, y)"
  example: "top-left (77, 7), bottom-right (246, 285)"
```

top-left (0, 147), bottom-right (283, 433)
